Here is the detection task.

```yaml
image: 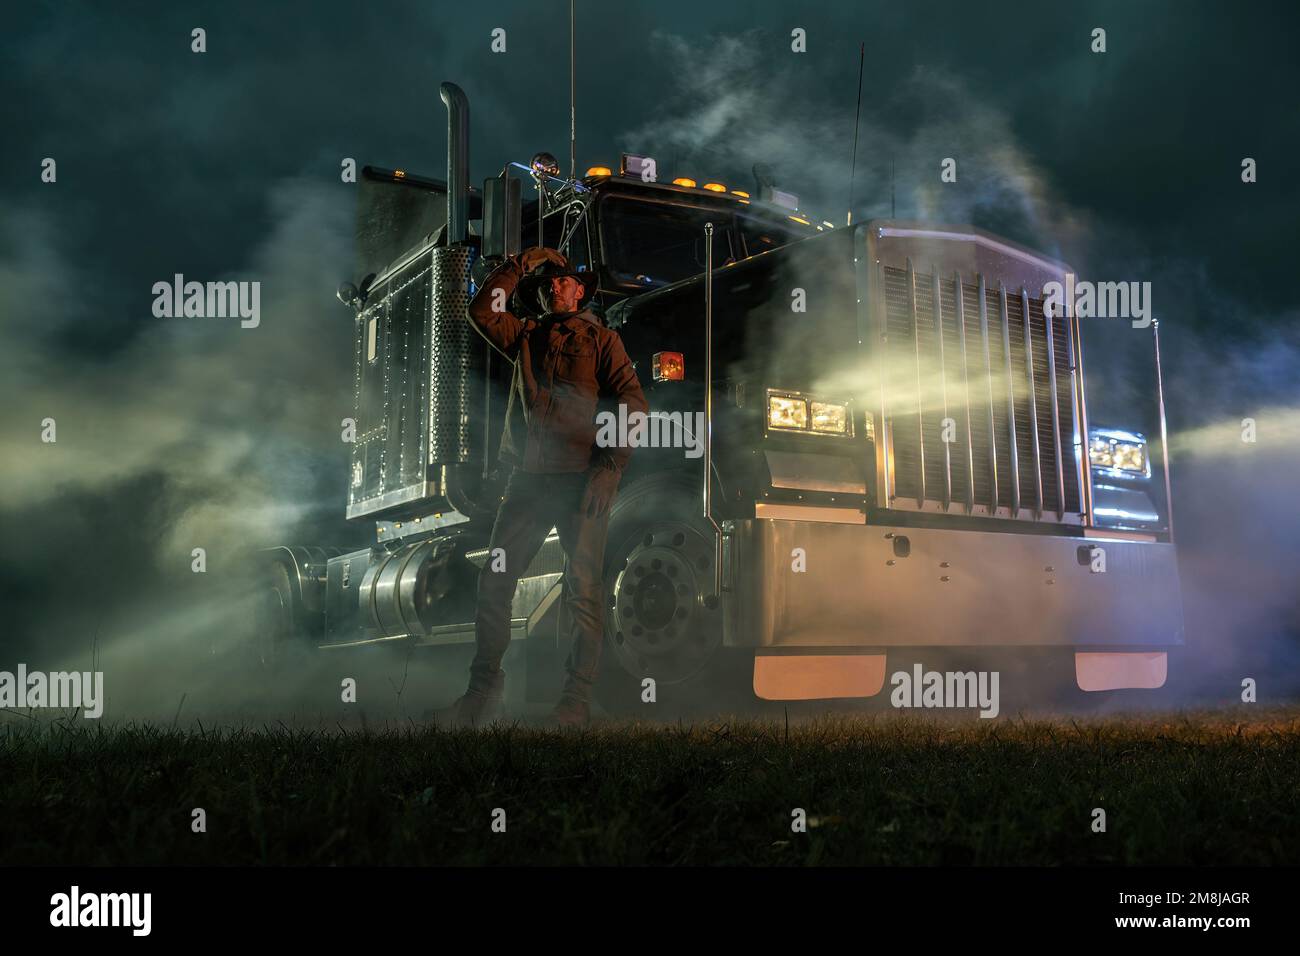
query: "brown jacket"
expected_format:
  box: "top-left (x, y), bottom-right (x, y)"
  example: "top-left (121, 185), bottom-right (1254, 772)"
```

top-left (467, 255), bottom-right (648, 475)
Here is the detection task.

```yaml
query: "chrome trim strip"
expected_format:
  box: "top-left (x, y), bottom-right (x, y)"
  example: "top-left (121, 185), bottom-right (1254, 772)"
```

top-left (876, 257), bottom-right (894, 506)
top-left (933, 268), bottom-right (952, 510)
top-left (754, 503), bottom-right (866, 524)
top-left (907, 258), bottom-right (926, 506)
top-left (955, 272), bottom-right (976, 513)
top-left (1042, 291), bottom-right (1066, 519)
top-left (1021, 287), bottom-right (1044, 519)
top-left (1152, 317), bottom-right (1175, 542)
top-left (979, 273), bottom-right (998, 513)
top-left (1000, 283), bottom-right (1020, 516)
top-left (1068, 279), bottom-right (1094, 524)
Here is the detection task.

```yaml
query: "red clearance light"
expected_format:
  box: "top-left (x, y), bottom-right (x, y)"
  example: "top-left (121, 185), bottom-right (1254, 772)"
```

top-left (653, 351), bottom-right (684, 382)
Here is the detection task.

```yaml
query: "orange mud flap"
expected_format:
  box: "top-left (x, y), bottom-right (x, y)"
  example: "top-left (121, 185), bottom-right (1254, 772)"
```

top-left (753, 652), bottom-right (888, 701)
top-left (1075, 651), bottom-right (1168, 691)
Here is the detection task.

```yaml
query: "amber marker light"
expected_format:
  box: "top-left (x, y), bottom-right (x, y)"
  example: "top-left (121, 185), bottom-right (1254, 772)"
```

top-left (653, 351), bottom-right (685, 382)
top-left (702, 182), bottom-right (727, 192)
top-left (585, 166), bottom-right (612, 177)
top-left (672, 177), bottom-right (697, 187)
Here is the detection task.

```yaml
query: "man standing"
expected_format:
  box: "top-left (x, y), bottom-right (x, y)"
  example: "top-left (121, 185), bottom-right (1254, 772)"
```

top-left (446, 246), bottom-right (648, 727)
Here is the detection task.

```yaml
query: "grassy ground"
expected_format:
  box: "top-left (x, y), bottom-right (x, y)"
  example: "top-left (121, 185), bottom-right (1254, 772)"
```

top-left (2, 707), bottom-right (1297, 865)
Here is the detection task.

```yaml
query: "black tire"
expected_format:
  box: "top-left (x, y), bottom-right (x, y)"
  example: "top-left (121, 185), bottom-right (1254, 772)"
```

top-left (231, 555), bottom-right (319, 683)
top-left (593, 471), bottom-right (751, 718)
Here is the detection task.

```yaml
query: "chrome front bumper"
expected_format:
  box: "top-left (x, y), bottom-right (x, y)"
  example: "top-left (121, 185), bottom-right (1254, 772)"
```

top-left (723, 516), bottom-right (1184, 649)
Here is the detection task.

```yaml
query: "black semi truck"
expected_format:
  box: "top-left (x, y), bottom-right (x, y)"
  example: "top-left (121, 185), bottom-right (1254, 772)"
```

top-left (248, 81), bottom-right (1183, 710)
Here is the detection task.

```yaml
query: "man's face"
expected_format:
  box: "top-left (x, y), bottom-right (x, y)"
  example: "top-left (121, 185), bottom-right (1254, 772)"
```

top-left (537, 275), bottom-right (584, 314)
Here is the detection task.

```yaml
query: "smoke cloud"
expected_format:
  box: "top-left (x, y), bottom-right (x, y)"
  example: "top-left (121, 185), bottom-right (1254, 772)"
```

top-left (2, 13), bottom-right (1296, 725)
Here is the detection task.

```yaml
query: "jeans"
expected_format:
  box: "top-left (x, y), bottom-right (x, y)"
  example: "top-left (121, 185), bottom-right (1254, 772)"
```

top-left (470, 467), bottom-right (613, 700)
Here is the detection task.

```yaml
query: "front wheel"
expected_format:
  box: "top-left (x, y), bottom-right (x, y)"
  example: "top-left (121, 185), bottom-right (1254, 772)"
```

top-left (593, 472), bottom-right (750, 718)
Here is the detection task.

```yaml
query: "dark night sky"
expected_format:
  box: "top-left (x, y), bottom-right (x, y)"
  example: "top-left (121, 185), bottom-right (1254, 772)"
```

top-left (1, 1), bottom-right (1297, 695)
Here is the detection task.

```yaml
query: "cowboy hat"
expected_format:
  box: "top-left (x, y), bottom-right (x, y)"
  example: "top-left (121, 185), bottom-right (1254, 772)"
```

top-left (516, 257), bottom-right (599, 313)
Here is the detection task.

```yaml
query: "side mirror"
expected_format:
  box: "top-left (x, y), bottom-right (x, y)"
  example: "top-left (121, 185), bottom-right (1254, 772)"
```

top-left (482, 174), bottom-right (522, 260)
top-left (337, 274), bottom-right (375, 311)
top-left (337, 282), bottom-right (361, 309)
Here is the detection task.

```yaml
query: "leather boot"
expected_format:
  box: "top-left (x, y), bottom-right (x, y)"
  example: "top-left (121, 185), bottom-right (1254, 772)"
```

top-left (440, 667), bottom-right (506, 727)
top-left (548, 688), bottom-right (591, 728)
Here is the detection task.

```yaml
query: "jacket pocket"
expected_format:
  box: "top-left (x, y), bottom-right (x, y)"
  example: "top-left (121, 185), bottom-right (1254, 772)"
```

top-left (553, 335), bottom-right (598, 386)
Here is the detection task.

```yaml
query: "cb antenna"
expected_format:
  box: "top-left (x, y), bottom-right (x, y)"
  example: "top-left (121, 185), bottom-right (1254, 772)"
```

top-left (891, 157), bottom-right (896, 219)
top-left (846, 41), bottom-right (865, 226)
top-left (569, 0), bottom-right (576, 180)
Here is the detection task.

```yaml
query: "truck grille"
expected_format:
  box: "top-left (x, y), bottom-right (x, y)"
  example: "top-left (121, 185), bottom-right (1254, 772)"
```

top-left (880, 261), bottom-right (1083, 522)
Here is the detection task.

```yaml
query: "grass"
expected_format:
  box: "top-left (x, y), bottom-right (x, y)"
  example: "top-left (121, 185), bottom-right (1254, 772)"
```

top-left (2, 708), bottom-right (1297, 865)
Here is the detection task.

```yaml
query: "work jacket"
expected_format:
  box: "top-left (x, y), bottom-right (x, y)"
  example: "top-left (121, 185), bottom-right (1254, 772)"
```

top-left (466, 256), bottom-right (648, 475)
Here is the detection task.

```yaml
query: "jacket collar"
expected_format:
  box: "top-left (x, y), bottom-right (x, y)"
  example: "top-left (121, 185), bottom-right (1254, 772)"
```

top-left (532, 309), bottom-right (602, 331)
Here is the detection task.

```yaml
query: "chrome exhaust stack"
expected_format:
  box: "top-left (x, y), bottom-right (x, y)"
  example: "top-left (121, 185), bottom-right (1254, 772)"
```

top-left (439, 81), bottom-right (470, 244)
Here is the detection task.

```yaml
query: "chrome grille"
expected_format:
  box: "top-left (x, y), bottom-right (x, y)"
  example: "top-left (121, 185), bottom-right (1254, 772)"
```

top-left (880, 261), bottom-right (1083, 522)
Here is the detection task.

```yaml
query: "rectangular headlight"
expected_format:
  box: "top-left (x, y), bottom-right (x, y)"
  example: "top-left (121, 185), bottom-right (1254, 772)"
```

top-left (768, 393), bottom-right (807, 430)
top-left (1089, 428), bottom-right (1148, 476)
top-left (809, 400), bottom-right (849, 435)
top-left (766, 389), bottom-right (852, 437)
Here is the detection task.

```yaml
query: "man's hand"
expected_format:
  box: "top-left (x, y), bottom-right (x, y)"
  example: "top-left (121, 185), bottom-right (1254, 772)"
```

top-left (579, 461), bottom-right (622, 518)
top-left (517, 247), bottom-right (567, 273)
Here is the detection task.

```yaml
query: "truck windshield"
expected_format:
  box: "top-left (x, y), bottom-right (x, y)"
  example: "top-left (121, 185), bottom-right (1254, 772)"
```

top-left (600, 198), bottom-right (737, 287)
top-left (600, 197), bottom-right (818, 288)
top-left (737, 213), bottom-right (814, 256)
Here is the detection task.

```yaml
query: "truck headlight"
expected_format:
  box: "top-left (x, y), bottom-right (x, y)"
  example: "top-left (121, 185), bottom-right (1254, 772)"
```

top-left (766, 389), bottom-right (852, 436)
top-left (810, 401), bottom-right (849, 434)
top-left (1089, 427), bottom-right (1149, 477)
top-left (768, 393), bottom-right (807, 430)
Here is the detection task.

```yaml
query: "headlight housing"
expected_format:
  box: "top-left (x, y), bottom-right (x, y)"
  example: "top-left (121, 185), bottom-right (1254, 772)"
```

top-left (766, 389), bottom-right (853, 437)
top-left (1089, 427), bottom-right (1150, 477)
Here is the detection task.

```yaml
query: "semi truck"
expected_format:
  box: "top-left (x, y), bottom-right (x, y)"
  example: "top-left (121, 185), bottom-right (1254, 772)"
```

top-left (246, 81), bottom-right (1184, 711)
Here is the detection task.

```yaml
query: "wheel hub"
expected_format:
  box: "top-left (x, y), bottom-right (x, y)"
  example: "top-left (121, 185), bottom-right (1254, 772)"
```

top-left (607, 522), bottom-right (722, 684)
